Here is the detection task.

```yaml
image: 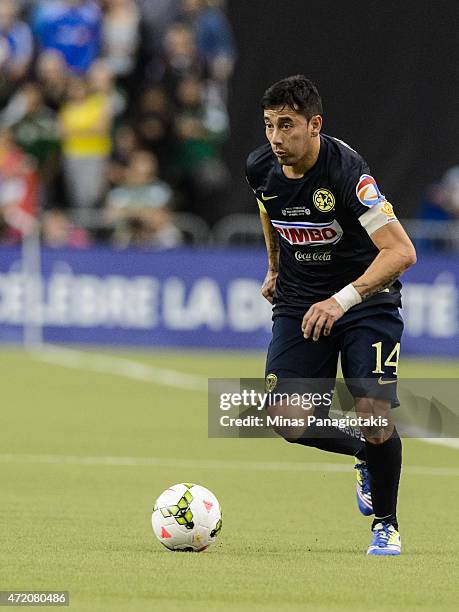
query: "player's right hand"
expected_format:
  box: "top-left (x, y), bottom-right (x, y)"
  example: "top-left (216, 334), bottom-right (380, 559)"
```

top-left (261, 270), bottom-right (278, 303)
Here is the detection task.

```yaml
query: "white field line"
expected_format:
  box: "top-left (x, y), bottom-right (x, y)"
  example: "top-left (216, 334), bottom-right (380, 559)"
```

top-left (29, 346), bottom-right (459, 452)
top-left (417, 437), bottom-right (459, 450)
top-left (0, 453), bottom-right (459, 477)
top-left (32, 345), bottom-right (208, 392)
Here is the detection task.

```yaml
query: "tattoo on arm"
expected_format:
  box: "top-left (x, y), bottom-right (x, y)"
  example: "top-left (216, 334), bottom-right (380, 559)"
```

top-left (260, 212), bottom-right (279, 272)
top-left (354, 273), bottom-right (400, 300)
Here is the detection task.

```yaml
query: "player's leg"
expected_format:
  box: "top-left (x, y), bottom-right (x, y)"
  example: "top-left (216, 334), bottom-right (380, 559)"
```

top-left (354, 396), bottom-right (401, 554)
top-left (265, 315), bottom-right (365, 459)
top-left (340, 304), bottom-right (403, 554)
top-left (354, 398), bottom-right (401, 523)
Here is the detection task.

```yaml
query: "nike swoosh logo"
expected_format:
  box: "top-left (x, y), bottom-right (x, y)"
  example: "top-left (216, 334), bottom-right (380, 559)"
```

top-left (377, 377), bottom-right (397, 385)
top-left (261, 193), bottom-right (278, 201)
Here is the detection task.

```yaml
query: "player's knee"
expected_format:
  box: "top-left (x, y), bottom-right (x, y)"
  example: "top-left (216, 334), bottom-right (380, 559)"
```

top-left (266, 401), bottom-right (307, 441)
top-left (361, 428), bottom-right (390, 445)
top-left (354, 397), bottom-right (393, 444)
top-left (360, 419), bottom-right (394, 444)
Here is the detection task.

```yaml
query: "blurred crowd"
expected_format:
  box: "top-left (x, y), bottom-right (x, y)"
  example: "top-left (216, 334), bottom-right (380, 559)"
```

top-left (416, 166), bottom-right (459, 252)
top-left (0, 0), bottom-right (235, 249)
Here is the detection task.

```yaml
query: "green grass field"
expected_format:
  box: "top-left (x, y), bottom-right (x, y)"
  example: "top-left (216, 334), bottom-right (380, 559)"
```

top-left (1, 348), bottom-right (458, 611)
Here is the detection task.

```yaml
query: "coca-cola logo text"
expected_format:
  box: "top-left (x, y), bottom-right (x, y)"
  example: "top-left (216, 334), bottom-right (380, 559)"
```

top-left (294, 251), bottom-right (332, 263)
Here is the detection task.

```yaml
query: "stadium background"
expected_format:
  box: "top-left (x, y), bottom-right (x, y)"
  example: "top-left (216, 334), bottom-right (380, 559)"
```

top-left (0, 0), bottom-right (457, 356)
top-left (1, 2), bottom-right (458, 611)
top-left (227, 0), bottom-right (459, 219)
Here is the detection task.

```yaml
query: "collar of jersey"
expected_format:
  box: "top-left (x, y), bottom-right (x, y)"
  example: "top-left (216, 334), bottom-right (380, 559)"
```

top-left (274, 134), bottom-right (326, 183)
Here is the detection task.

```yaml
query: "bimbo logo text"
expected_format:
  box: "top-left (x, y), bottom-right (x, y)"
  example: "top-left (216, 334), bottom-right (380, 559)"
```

top-left (271, 219), bottom-right (343, 246)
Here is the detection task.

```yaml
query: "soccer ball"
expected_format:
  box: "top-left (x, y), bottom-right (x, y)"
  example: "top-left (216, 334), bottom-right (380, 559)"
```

top-left (151, 483), bottom-right (222, 552)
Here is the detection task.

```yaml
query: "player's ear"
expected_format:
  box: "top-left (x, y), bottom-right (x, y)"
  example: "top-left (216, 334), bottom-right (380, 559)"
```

top-left (309, 115), bottom-right (322, 137)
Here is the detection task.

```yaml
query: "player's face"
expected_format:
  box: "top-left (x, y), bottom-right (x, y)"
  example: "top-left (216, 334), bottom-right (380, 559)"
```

top-left (263, 107), bottom-right (321, 166)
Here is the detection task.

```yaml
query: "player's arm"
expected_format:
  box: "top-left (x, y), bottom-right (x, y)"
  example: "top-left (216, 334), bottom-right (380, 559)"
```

top-left (259, 206), bottom-right (280, 303)
top-left (302, 222), bottom-right (416, 340)
top-left (302, 168), bottom-right (417, 340)
top-left (351, 221), bottom-right (416, 299)
top-left (245, 159), bottom-right (279, 302)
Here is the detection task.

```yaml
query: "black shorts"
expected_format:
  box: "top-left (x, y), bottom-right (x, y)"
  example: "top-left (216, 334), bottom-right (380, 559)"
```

top-left (265, 304), bottom-right (404, 408)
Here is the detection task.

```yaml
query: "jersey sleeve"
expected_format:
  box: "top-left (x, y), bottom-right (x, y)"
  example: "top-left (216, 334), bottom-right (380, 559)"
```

top-left (245, 156), bottom-right (267, 213)
top-left (342, 160), bottom-right (398, 236)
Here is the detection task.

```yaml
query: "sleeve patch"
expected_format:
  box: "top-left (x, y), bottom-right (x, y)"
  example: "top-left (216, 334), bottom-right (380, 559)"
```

top-left (356, 174), bottom-right (386, 208)
top-left (380, 201), bottom-right (396, 218)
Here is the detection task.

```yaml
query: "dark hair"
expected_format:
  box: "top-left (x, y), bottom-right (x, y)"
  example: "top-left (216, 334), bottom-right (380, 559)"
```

top-left (261, 75), bottom-right (323, 119)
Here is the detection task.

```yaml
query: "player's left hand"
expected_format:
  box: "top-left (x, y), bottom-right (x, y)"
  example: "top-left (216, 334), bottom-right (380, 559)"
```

top-left (301, 297), bottom-right (345, 341)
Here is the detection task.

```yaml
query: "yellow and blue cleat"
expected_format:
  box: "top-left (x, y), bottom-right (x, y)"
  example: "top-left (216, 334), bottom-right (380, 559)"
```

top-left (367, 522), bottom-right (401, 556)
top-left (354, 460), bottom-right (373, 516)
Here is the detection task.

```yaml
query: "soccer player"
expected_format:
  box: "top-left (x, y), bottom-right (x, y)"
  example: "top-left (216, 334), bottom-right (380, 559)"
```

top-left (246, 75), bottom-right (416, 555)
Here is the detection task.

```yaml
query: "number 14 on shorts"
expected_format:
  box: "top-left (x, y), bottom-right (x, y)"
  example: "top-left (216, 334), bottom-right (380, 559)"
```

top-left (372, 341), bottom-right (400, 375)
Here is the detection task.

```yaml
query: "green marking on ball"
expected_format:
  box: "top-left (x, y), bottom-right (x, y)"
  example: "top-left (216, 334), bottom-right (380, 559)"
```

top-left (210, 518), bottom-right (222, 538)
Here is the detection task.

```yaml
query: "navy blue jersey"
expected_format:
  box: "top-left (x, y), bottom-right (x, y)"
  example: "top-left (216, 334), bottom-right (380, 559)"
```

top-left (246, 134), bottom-right (401, 317)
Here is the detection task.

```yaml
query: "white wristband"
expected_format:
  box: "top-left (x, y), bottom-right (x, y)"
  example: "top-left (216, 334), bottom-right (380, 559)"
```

top-left (332, 283), bottom-right (362, 312)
